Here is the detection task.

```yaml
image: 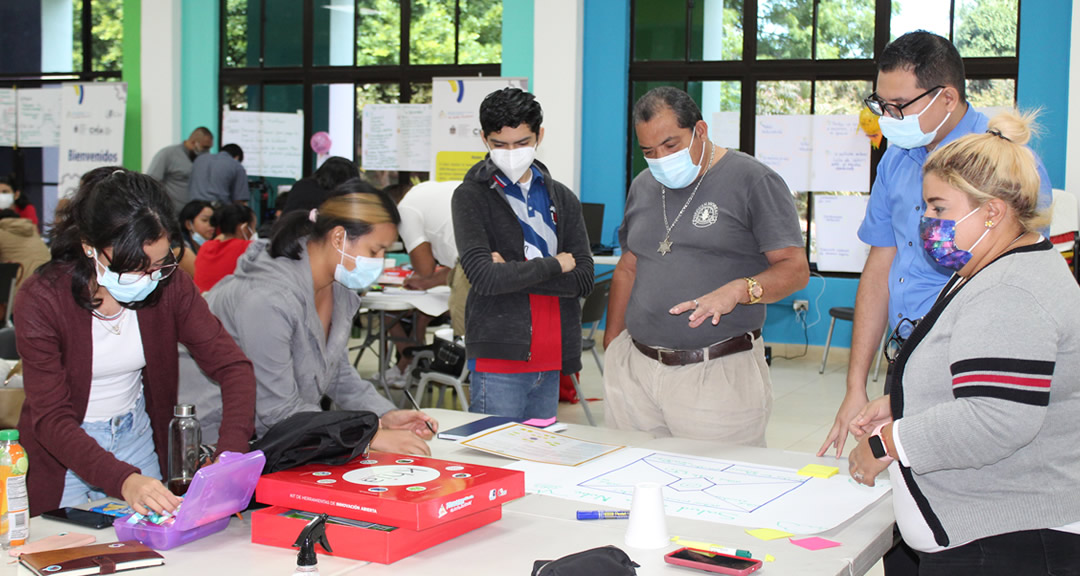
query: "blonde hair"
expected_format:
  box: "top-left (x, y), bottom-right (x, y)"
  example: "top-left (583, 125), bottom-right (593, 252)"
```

top-left (923, 109), bottom-right (1048, 233)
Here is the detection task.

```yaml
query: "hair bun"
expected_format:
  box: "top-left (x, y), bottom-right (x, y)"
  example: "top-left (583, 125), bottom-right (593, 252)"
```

top-left (986, 109), bottom-right (1037, 147)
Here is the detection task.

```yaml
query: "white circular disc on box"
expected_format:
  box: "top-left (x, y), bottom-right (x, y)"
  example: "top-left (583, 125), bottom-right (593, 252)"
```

top-left (343, 465), bottom-right (441, 486)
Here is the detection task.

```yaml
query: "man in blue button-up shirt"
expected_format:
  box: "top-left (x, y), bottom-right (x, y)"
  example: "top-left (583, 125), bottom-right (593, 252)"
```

top-left (820, 31), bottom-right (1053, 458)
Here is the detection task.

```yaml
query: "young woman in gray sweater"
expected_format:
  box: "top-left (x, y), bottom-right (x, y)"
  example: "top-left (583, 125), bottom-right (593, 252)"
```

top-left (847, 111), bottom-right (1080, 574)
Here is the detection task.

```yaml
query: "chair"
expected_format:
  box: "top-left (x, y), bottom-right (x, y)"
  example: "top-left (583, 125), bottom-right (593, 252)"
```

top-left (819, 307), bottom-right (854, 374)
top-left (0, 263), bottom-right (20, 328)
top-left (580, 276), bottom-right (611, 376)
top-left (406, 329), bottom-right (470, 411)
top-left (1050, 188), bottom-right (1079, 282)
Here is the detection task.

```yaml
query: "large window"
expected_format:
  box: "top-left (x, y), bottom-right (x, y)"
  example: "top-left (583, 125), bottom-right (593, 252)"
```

top-left (629, 0), bottom-right (1020, 273)
top-left (220, 0), bottom-right (502, 184)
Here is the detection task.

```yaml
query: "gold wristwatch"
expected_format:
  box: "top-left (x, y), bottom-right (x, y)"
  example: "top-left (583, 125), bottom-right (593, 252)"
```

top-left (745, 277), bottom-right (763, 304)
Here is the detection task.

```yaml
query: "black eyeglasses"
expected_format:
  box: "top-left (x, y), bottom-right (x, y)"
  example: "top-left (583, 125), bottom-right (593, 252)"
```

top-left (884, 317), bottom-right (920, 364)
top-left (864, 86), bottom-right (944, 120)
top-left (100, 250), bottom-right (179, 285)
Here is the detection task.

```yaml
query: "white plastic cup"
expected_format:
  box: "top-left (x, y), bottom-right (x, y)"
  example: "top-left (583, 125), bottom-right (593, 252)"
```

top-left (624, 481), bottom-right (669, 549)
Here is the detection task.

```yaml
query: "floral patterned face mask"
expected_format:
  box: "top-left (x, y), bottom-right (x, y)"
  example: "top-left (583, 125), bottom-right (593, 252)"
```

top-left (919, 205), bottom-right (988, 271)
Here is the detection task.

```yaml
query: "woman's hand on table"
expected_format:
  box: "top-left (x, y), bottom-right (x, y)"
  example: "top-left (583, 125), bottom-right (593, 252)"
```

top-left (380, 409), bottom-right (438, 439)
top-left (371, 429), bottom-right (432, 456)
top-left (848, 436), bottom-right (891, 487)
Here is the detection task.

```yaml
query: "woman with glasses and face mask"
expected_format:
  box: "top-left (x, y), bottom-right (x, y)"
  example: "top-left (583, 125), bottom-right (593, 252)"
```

top-left (182, 179), bottom-right (438, 456)
top-left (846, 111), bottom-right (1080, 574)
top-left (13, 169), bottom-right (256, 518)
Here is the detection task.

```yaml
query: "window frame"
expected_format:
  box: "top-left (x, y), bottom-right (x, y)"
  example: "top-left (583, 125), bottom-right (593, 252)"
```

top-left (218, 0), bottom-right (501, 177)
top-left (628, 0), bottom-right (1021, 276)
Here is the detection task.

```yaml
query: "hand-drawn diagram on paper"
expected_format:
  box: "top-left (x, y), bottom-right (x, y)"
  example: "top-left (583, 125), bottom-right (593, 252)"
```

top-left (508, 448), bottom-right (890, 533)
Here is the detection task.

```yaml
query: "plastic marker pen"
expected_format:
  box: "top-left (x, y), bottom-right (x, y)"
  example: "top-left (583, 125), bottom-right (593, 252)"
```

top-left (576, 510), bottom-right (630, 520)
top-left (671, 537), bottom-right (753, 558)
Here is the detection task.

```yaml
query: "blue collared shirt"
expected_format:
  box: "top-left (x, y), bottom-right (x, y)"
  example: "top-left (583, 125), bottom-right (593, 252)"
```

top-left (857, 106), bottom-right (1053, 332)
top-left (494, 165), bottom-right (558, 259)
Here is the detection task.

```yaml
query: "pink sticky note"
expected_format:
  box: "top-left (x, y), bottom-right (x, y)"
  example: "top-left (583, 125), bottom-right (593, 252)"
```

top-left (790, 537), bottom-right (842, 551)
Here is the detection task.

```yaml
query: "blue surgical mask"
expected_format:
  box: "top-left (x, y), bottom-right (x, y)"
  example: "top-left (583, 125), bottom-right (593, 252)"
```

top-left (191, 232), bottom-right (208, 246)
top-left (645, 129), bottom-right (703, 189)
top-left (919, 205), bottom-right (989, 271)
top-left (334, 234), bottom-right (384, 291)
top-left (92, 249), bottom-right (160, 303)
top-left (878, 89), bottom-right (952, 150)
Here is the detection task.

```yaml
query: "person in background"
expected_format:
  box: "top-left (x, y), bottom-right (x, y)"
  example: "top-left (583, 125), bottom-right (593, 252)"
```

top-left (0, 175), bottom-right (39, 227)
top-left (193, 203), bottom-right (256, 293)
top-left (847, 111), bottom-right (1080, 575)
top-left (604, 86), bottom-right (808, 446)
top-left (0, 209), bottom-right (50, 300)
top-left (452, 88), bottom-right (594, 420)
top-left (281, 157), bottom-right (359, 215)
top-left (14, 169), bottom-right (255, 516)
top-left (189, 144), bottom-right (249, 206)
top-left (176, 201), bottom-right (214, 279)
top-left (181, 181), bottom-right (437, 455)
top-left (147, 127), bottom-right (213, 214)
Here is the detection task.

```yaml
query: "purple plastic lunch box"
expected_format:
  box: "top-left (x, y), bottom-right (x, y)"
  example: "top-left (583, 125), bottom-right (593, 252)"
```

top-left (113, 450), bottom-right (265, 550)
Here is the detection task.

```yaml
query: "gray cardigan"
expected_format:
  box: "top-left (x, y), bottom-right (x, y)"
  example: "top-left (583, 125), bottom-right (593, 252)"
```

top-left (891, 240), bottom-right (1080, 548)
top-left (180, 239), bottom-right (394, 441)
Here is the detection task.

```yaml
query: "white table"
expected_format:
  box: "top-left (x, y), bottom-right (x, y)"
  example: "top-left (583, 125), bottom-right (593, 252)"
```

top-left (10, 410), bottom-right (894, 575)
top-left (593, 254), bottom-right (620, 267)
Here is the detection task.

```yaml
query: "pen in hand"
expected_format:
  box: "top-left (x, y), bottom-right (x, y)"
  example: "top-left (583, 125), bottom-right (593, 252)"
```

top-left (402, 388), bottom-right (437, 436)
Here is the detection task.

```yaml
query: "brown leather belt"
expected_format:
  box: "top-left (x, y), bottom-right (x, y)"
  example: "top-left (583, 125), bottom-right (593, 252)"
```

top-left (632, 329), bottom-right (761, 367)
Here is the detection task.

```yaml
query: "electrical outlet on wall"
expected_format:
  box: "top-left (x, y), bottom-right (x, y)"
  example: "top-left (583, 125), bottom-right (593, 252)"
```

top-left (793, 300), bottom-right (809, 312)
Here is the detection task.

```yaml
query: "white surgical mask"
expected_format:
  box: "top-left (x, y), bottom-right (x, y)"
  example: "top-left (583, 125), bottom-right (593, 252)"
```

top-left (334, 233), bottom-right (384, 291)
top-left (645, 129), bottom-right (703, 189)
top-left (878, 89), bottom-right (952, 150)
top-left (489, 146), bottom-right (536, 184)
top-left (0, 193), bottom-right (13, 210)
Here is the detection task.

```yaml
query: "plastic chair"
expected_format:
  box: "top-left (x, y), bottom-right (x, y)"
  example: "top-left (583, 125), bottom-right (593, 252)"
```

top-left (819, 307), bottom-right (854, 373)
top-left (1050, 188), bottom-right (1079, 281)
top-left (580, 277), bottom-right (611, 376)
top-left (405, 329), bottom-right (470, 411)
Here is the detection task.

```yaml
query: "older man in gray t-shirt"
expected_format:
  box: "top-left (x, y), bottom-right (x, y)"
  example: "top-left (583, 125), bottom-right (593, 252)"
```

top-left (604, 87), bottom-right (808, 446)
top-left (147, 127), bottom-right (213, 213)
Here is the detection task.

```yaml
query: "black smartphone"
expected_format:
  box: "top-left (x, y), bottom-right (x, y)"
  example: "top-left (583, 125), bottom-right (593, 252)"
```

top-left (41, 507), bottom-right (117, 530)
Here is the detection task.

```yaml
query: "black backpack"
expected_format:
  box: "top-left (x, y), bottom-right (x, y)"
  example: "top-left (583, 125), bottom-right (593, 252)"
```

top-left (532, 546), bottom-right (639, 576)
top-left (251, 410), bottom-right (380, 474)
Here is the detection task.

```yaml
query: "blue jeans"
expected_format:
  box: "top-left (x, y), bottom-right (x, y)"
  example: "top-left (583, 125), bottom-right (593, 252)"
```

top-left (60, 394), bottom-right (161, 507)
top-left (469, 371), bottom-right (560, 420)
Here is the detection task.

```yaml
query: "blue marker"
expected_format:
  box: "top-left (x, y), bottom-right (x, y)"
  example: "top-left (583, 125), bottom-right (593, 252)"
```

top-left (576, 510), bottom-right (630, 520)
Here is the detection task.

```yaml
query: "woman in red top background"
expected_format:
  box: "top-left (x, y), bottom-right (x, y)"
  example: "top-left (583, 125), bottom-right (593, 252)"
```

top-left (194, 203), bottom-right (255, 293)
top-left (0, 175), bottom-right (39, 227)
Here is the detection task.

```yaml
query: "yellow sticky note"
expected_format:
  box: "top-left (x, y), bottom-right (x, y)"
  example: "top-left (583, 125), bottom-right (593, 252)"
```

top-left (745, 528), bottom-right (794, 541)
top-left (765, 555), bottom-right (776, 562)
top-left (798, 464), bottom-right (840, 479)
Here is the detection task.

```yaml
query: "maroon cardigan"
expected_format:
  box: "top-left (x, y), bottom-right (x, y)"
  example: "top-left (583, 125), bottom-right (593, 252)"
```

top-left (14, 263), bottom-right (256, 515)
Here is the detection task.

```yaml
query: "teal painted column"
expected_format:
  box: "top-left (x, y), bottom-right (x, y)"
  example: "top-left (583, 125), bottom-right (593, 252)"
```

top-left (582, 0), bottom-right (630, 245)
top-left (501, 0), bottom-right (533, 88)
top-left (181, 0), bottom-right (220, 147)
top-left (1017, 0), bottom-right (1070, 187)
top-left (121, 0), bottom-right (141, 170)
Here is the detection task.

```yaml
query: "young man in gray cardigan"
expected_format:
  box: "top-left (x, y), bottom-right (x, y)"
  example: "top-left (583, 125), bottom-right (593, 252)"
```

top-left (451, 88), bottom-right (593, 420)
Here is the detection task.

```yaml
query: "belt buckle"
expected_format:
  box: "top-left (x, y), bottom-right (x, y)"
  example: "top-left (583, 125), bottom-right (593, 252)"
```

top-left (655, 346), bottom-right (676, 364)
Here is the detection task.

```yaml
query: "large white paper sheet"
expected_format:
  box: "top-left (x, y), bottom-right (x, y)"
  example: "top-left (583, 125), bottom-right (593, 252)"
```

top-left (460, 424), bottom-right (625, 467)
top-left (18, 88), bottom-right (62, 147)
top-left (0, 89), bottom-right (15, 147)
top-left (710, 111), bottom-right (740, 150)
top-left (508, 448), bottom-right (890, 533)
top-left (810, 115), bottom-right (871, 192)
top-left (755, 114), bottom-right (871, 193)
top-left (430, 77), bottom-right (528, 181)
top-left (755, 115), bottom-right (812, 191)
top-left (222, 109), bottom-right (304, 179)
top-left (58, 83), bottom-right (126, 199)
top-left (814, 194), bottom-right (871, 273)
top-left (361, 103), bottom-right (431, 171)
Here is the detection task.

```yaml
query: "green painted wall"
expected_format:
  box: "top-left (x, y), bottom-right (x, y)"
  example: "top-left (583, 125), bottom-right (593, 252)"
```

top-left (181, 0), bottom-right (219, 146)
top-left (121, 0), bottom-right (140, 170)
top-left (501, 0), bottom-right (533, 88)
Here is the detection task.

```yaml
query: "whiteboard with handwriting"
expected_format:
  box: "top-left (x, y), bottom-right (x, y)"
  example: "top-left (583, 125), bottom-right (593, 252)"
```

top-left (0, 90), bottom-right (14, 147)
top-left (222, 109), bottom-right (303, 179)
top-left (18, 88), bottom-right (62, 147)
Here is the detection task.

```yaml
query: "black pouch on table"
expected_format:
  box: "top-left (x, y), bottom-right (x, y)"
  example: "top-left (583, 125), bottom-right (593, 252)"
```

top-left (251, 410), bottom-right (380, 474)
top-left (532, 546), bottom-right (639, 576)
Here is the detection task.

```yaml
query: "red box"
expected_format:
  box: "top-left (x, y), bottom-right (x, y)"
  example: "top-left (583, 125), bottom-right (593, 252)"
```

top-left (251, 505), bottom-right (502, 564)
top-left (255, 452), bottom-right (524, 531)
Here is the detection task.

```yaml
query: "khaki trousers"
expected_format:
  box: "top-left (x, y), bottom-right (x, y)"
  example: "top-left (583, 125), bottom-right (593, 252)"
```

top-left (602, 330), bottom-right (772, 447)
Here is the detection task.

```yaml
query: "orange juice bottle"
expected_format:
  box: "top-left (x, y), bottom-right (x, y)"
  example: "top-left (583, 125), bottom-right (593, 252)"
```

top-left (0, 429), bottom-right (28, 549)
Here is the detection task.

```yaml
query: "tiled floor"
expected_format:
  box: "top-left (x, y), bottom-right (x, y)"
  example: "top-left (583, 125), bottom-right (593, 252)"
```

top-left (354, 332), bottom-right (887, 576)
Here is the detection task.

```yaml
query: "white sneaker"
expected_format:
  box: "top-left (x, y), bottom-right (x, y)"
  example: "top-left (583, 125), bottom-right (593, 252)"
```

top-left (381, 366), bottom-right (408, 389)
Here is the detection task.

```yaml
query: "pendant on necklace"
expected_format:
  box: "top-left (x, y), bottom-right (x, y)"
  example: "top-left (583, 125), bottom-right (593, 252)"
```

top-left (658, 238), bottom-right (673, 255)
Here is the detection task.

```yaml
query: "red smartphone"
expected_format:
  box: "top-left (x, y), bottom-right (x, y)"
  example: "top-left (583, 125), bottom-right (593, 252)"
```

top-left (664, 547), bottom-right (764, 575)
